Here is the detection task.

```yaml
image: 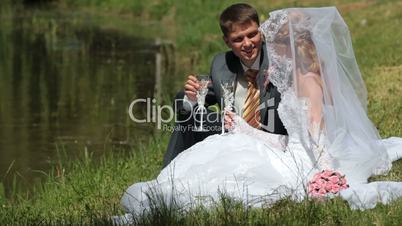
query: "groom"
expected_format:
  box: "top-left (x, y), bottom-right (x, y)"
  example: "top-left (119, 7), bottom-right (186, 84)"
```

top-left (162, 3), bottom-right (287, 167)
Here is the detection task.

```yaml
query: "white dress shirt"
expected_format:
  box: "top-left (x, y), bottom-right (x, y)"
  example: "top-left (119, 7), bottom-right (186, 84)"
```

top-left (235, 53), bottom-right (261, 115)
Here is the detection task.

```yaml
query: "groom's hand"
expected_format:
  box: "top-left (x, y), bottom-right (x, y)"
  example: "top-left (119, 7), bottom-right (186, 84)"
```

top-left (224, 111), bottom-right (236, 130)
top-left (184, 74), bottom-right (199, 102)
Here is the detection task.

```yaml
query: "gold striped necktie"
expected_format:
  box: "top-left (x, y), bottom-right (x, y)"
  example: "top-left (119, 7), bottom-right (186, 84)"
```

top-left (242, 69), bottom-right (261, 129)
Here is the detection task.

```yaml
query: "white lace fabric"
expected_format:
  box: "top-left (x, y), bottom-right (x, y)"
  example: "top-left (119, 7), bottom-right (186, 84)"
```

top-left (232, 115), bottom-right (288, 151)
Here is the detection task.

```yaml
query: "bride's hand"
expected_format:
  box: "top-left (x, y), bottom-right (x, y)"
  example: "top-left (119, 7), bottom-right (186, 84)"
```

top-left (224, 111), bottom-right (236, 130)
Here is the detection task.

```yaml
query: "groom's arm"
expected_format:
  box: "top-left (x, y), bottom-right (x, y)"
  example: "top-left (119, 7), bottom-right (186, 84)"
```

top-left (180, 74), bottom-right (199, 113)
top-left (177, 52), bottom-right (226, 114)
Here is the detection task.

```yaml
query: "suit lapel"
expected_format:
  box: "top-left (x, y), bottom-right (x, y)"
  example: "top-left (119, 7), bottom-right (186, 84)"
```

top-left (234, 61), bottom-right (244, 98)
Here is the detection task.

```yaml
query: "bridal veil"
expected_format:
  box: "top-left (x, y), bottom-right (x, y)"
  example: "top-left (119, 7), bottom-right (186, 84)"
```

top-left (259, 7), bottom-right (394, 184)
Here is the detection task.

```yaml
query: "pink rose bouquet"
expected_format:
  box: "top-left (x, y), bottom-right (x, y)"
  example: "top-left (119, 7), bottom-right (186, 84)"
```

top-left (308, 169), bottom-right (349, 198)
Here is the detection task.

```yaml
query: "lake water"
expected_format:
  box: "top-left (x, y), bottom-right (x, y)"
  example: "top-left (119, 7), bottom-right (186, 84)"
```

top-left (0, 4), bottom-right (176, 193)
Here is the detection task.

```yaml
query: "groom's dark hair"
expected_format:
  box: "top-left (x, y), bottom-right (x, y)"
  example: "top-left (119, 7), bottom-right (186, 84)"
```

top-left (220, 3), bottom-right (260, 37)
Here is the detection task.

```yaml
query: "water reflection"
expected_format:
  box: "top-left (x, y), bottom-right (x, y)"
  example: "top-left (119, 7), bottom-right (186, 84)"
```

top-left (0, 5), bottom-right (175, 193)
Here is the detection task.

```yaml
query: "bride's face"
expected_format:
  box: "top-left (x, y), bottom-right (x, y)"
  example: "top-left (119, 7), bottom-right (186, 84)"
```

top-left (274, 43), bottom-right (292, 58)
top-left (223, 21), bottom-right (262, 67)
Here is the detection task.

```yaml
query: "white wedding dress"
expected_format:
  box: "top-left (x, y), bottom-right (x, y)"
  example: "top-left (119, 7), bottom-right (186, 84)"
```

top-left (120, 96), bottom-right (402, 216)
top-left (119, 7), bottom-right (402, 221)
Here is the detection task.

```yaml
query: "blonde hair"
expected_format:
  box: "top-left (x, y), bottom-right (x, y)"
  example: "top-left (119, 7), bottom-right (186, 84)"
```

top-left (274, 12), bottom-right (321, 75)
top-left (295, 30), bottom-right (320, 74)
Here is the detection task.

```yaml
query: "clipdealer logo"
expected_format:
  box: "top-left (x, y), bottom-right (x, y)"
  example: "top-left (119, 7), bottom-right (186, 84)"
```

top-left (128, 98), bottom-right (204, 129)
top-left (128, 97), bottom-right (276, 132)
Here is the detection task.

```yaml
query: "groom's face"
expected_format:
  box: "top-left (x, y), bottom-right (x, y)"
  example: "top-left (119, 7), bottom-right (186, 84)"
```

top-left (224, 21), bottom-right (262, 67)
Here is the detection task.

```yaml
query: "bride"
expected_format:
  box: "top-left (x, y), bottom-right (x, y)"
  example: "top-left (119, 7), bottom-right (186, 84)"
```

top-left (120, 7), bottom-right (402, 218)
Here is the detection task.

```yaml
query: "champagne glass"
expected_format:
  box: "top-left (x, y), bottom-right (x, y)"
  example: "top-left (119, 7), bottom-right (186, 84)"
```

top-left (193, 74), bottom-right (210, 132)
top-left (220, 79), bottom-right (234, 135)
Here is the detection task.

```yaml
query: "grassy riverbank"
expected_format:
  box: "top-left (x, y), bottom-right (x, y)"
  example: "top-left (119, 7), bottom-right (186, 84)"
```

top-left (0, 135), bottom-right (169, 224)
top-left (1, 0), bottom-right (402, 225)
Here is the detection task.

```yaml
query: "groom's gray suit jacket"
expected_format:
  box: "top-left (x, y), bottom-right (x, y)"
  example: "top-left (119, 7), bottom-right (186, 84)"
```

top-left (163, 43), bottom-right (287, 167)
top-left (206, 42), bottom-right (287, 134)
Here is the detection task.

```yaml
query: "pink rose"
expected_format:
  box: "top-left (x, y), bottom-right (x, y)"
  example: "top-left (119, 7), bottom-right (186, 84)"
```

top-left (334, 171), bottom-right (342, 177)
top-left (308, 184), bottom-right (314, 193)
top-left (340, 177), bottom-right (347, 185)
top-left (318, 188), bottom-right (327, 195)
top-left (330, 184), bottom-right (341, 193)
top-left (308, 183), bottom-right (319, 192)
top-left (316, 179), bottom-right (325, 187)
top-left (328, 175), bottom-right (340, 184)
top-left (312, 173), bottom-right (322, 182)
top-left (322, 170), bottom-right (333, 178)
top-left (325, 183), bottom-right (333, 192)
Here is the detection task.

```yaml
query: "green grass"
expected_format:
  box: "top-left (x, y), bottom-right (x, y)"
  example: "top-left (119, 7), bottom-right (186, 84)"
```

top-left (1, 0), bottom-right (402, 225)
top-left (0, 134), bottom-right (169, 224)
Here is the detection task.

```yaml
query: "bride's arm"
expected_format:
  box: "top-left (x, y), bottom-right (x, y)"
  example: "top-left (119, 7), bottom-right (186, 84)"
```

top-left (306, 76), bottom-right (322, 124)
top-left (299, 71), bottom-right (334, 169)
top-left (300, 72), bottom-right (324, 143)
